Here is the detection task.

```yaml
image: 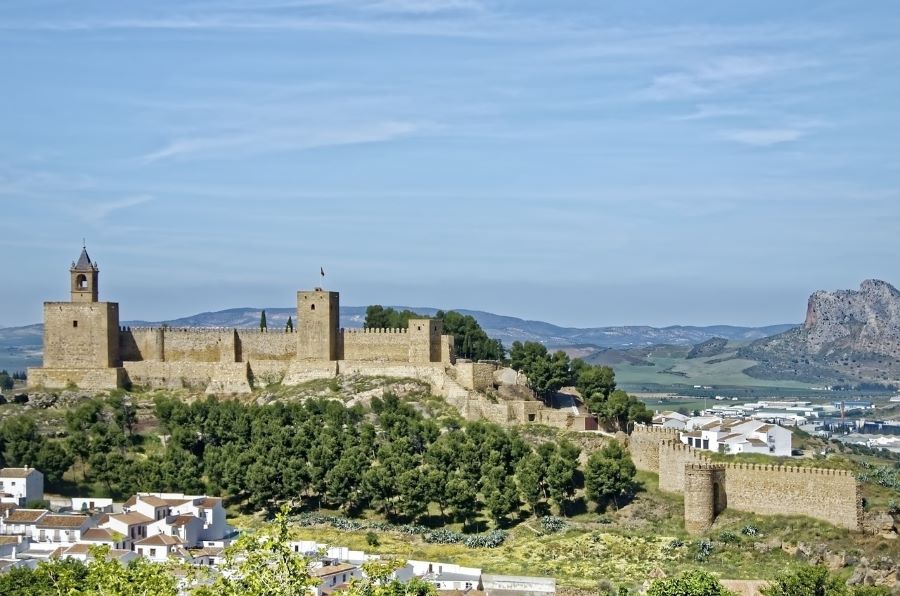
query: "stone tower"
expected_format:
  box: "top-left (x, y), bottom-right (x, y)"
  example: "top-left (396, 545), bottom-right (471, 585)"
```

top-left (297, 289), bottom-right (340, 360)
top-left (28, 247), bottom-right (123, 390)
top-left (683, 463), bottom-right (727, 534)
top-left (408, 318), bottom-right (443, 363)
top-left (70, 247), bottom-right (99, 302)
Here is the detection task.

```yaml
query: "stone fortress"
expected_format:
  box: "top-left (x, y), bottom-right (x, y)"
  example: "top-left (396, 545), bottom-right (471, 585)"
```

top-left (28, 249), bottom-right (866, 533)
top-left (28, 248), bottom-right (595, 430)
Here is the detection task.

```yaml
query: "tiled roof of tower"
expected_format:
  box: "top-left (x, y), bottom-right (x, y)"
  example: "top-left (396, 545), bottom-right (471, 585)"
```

top-left (74, 248), bottom-right (94, 270)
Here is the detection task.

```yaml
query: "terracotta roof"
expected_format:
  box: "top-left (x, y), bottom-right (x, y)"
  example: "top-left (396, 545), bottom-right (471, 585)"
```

top-left (107, 512), bottom-right (153, 526)
top-left (193, 546), bottom-right (224, 557)
top-left (135, 534), bottom-right (184, 547)
top-left (0, 468), bottom-right (40, 478)
top-left (3, 509), bottom-right (47, 523)
top-left (198, 497), bottom-right (221, 508)
top-left (137, 495), bottom-right (169, 507)
top-left (700, 421), bottom-right (721, 430)
top-left (48, 546), bottom-right (66, 559)
top-left (311, 563), bottom-right (357, 578)
top-left (81, 528), bottom-right (119, 542)
top-left (747, 439), bottom-right (768, 447)
top-left (683, 431), bottom-right (702, 438)
top-left (170, 514), bottom-right (197, 528)
top-left (0, 536), bottom-right (21, 545)
top-left (123, 496), bottom-right (137, 508)
top-left (757, 424), bottom-right (774, 431)
top-left (162, 498), bottom-right (190, 506)
top-left (37, 515), bottom-right (90, 529)
top-left (0, 503), bottom-right (17, 514)
top-left (109, 549), bottom-right (134, 560)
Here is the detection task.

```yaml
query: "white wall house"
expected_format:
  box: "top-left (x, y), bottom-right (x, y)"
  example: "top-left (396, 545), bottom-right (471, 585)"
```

top-left (133, 534), bottom-right (191, 563)
top-left (680, 418), bottom-right (793, 457)
top-left (31, 515), bottom-right (95, 552)
top-left (100, 512), bottom-right (153, 549)
top-left (0, 509), bottom-right (48, 538)
top-left (408, 560), bottom-right (482, 592)
top-left (0, 468), bottom-right (44, 506)
top-left (126, 493), bottom-right (232, 545)
top-left (310, 562), bottom-right (363, 595)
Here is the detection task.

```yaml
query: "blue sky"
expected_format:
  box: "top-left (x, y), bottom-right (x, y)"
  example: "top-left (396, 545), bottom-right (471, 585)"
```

top-left (2, 1), bottom-right (899, 328)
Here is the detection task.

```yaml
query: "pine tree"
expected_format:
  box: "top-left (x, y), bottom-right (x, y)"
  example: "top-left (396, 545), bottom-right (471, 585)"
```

top-left (260, 310), bottom-right (267, 332)
top-left (285, 316), bottom-right (293, 332)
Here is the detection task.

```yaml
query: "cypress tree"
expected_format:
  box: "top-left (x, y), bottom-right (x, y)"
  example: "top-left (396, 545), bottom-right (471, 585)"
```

top-left (285, 316), bottom-right (293, 332)
top-left (260, 310), bottom-right (267, 332)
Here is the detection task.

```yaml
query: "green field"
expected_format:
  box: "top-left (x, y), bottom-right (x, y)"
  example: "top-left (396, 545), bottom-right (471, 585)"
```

top-left (614, 351), bottom-right (814, 392)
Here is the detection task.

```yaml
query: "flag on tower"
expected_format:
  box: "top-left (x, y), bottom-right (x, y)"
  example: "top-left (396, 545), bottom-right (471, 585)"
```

top-left (320, 267), bottom-right (325, 278)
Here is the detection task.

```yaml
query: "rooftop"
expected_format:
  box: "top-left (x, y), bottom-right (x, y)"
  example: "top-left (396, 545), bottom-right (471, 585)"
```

top-left (135, 534), bottom-right (184, 547)
top-left (311, 563), bottom-right (357, 578)
top-left (0, 468), bottom-right (39, 478)
top-left (37, 515), bottom-right (90, 529)
top-left (3, 509), bottom-right (47, 523)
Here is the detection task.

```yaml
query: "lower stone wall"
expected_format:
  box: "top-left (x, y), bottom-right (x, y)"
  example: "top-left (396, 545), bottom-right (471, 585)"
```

top-left (724, 463), bottom-right (860, 531)
top-left (123, 361), bottom-right (217, 390)
top-left (27, 367), bottom-right (124, 391)
top-left (454, 362), bottom-right (496, 391)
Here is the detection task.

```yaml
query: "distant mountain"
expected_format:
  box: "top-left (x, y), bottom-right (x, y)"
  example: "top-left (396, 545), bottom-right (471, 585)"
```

top-left (739, 280), bottom-right (900, 384)
top-left (116, 306), bottom-right (796, 348)
top-left (0, 306), bottom-right (795, 373)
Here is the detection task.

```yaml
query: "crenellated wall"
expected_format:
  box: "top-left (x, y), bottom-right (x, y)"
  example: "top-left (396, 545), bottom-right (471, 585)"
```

top-left (341, 328), bottom-right (411, 362)
top-left (236, 330), bottom-right (297, 361)
top-left (628, 424), bottom-right (861, 531)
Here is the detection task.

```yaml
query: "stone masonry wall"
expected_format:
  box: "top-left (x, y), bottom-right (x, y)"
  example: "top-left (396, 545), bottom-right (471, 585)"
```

top-left (454, 362), bottom-right (496, 391)
top-left (161, 329), bottom-right (235, 363)
top-left (658, 440), bottom-right (711, 493)
top-left (341, 329), bottom-right (411, 362)
top-left (43, 302), bottom-right (119, 368)
top-left (629, 425), bottom-right (680, 473)
top-left (724, 463), bottom-right (860, 530)
top-left (236, 330), bottom-right (297, 361)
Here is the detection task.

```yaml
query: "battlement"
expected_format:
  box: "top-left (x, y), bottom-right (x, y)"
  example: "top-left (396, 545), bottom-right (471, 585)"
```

top-left (343, 327), bottom-right (409, 335)
top-left (686, 463), bottom-right (726, 471)
top-left (723, 462), bottom-right (854, 476)
top-left (633, 423), bottom-right (680, 436)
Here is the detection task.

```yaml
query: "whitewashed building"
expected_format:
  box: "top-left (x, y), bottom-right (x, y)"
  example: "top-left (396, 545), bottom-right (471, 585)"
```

top-left (0, 468), bottom-right (43, 506)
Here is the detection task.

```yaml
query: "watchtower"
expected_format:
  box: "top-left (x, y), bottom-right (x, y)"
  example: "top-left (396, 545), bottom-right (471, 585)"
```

top-left (408, 318), bottom-right (443, 363)
top-left (683, 463), bottom-right (727, 534)
top-left (297, 289), bottom-right (340, 360)
top-left (70, 247), bottom-right (99, 302)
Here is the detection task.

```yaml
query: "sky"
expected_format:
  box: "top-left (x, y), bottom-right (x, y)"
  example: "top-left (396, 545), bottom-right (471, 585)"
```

top-left (2, 1), bottom-right (899, 328)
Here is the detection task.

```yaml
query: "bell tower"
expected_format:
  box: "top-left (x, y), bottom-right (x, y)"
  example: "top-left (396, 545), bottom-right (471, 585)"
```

top-left (70, 246), bottom-right (99, 303)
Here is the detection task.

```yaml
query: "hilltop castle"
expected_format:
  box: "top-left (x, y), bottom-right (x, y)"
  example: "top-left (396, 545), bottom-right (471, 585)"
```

top-left (28, 248), bottom-right (457, 394)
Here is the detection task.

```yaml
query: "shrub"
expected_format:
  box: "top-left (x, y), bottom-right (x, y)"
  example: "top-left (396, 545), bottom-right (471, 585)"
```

top-left (695, 539), bottom-right (714, 562)
top-left (741, 524), bottom-right (760, 537)
top-left (718, 530), bottom-right (740, 544)
top-left (540, 516), bottom-right (567, 534)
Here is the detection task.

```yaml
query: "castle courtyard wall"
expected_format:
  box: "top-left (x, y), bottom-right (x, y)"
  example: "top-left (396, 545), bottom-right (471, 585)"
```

top-left (159, 329), bottom-right (235, 363)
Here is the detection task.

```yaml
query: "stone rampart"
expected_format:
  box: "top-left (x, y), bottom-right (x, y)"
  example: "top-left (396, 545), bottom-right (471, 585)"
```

top-left (723, 463), bottom-right (860, 531)
top-left (341, 328), bottom-right (410, 362)
top-left (454, 362), bottom-right (496, 391)
top-left (236, 330), bottom-right (297, 361)
top-left (629, 426), bottom-right (862, 531)
top-left (153, 328), bottom-right (235, 363)
top-left (28, 367), bottom-right (124, 391)
top-left (628, 424), bottom-right (680, 473)
top-left (123, 361), bottom-right (218, 390)
top-left (658, 440), bottom-right (711, 493)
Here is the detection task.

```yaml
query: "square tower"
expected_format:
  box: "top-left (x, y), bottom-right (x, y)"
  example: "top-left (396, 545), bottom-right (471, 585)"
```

top-left (297, 290), bottom-right (340, 360)
top-left (408, 318), bottom-right (443, 363)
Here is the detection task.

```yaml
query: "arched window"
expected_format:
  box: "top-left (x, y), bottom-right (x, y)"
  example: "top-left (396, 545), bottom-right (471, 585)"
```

top-left (311, 304), bottom-right (316, 311)
top-left (76, 274), bottom-right (88, 289)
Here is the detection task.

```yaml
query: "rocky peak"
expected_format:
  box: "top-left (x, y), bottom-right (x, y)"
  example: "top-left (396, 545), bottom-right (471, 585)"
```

top-left (801, 279), bottom-right (900, 355)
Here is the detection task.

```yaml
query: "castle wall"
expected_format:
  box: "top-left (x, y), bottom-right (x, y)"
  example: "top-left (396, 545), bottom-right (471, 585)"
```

top-left (43, 302), bottom-right (119, 368)
top-left (455, 362), bottom-right (496, 391)
top-left (120, 328), bottom-right (163, 361)
top-left (658, 440), bottom-right (711, 493)
top-left (160, 329), bottom-right (235, 363)
top-left (236, 330), bottom-right (297, 361)
top-left (27, 367), bottom-right (124, 391)
top-left (341, 329), bottom-right (411, 362)
top-left (723, 463), bottom-right (860, 531)
top-left (628, 425), bottom-right (680, 473)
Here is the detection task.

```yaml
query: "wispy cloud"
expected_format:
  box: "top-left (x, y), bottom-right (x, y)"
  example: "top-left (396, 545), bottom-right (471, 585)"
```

top-left (643, 55), bottom-right (817, 101)
top-left (672, 104), bottom-right (750, 121)
top-left (141, 121), bottom-right (421, 163)
top-left (83, 196), bottom-right (154, 223)
top-left (719, 128), bottom-right (805, 147)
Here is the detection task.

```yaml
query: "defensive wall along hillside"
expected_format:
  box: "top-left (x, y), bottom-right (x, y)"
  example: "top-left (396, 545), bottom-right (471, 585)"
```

top-left (629, 425), bottom-right (862, 533)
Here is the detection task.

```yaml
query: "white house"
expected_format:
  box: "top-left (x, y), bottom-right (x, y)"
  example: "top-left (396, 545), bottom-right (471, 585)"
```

top-left (651, 411), bottom-right (690, 430)
top-left (125, 493), bottom-right (232, 544)
top-left (147, 514), bottom-right (205, 548)
top-left (0, 468), bottom-right (44, 506)
top-left (78, 527), bottom-right (127, 550)
top-left (52, 543), bottom-right (139, 565)
top-left (99, 511), bottom-right (153, 549)
top-left (32, 515), bottom-right (94, 552)
top-left (482, 574), bottom-right (557, 595)
top-left (310, 562), bottom-right (363, 595)
top-left (680, 417), bottom-right (793, 457)
top-left (408, 560), bottom-right (482, 592)
top-left (133, 534), bottom-right (191, 563)
top-left (0, 509), bottom-right (48, 538)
